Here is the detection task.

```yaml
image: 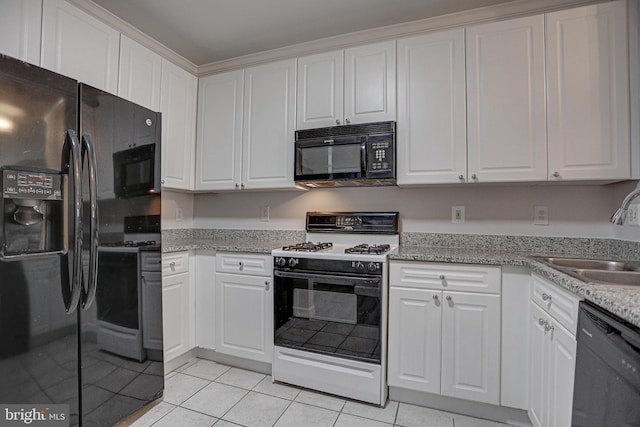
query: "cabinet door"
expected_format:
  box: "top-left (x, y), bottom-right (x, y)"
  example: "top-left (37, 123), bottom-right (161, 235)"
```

top-left (547, 319), bottom-right (576, 427)
top-left (41, 0), bottom-right (119, 94)
top-left (397, 29), bottom-right (467, 185)
top-left (142, 271), bottom-right (163, 351)
top-left (196, 70), bottom-right (244, 190)
top-left (118, 35), bottom-right (162, 111)
top-left (547, 1), bottom-right (630, 181)
top-left (195, 251), bottom-right (216, 350)
top-left (528, 302), bottom-right (548, 427)
top-left (0, 0), bottom-right (42, 64)
top-left (441, 292), bottom-right (501, 405)
top-left (466, 15), bottom-right (546, 183)
top-left (388, 287), bottom-right (442, 394)
top-left (242, 59), bottom-right (296, 190)
top-left (215, 273), bottom-right (273, 362)
top-left (297, 50), bottom-right (344, 129)
top-left (163, 271), bottom-right (193, 362)
top-left (160, 59), bottom-right (197, 190)
top-left (344, 41), bottom-right (396, 124)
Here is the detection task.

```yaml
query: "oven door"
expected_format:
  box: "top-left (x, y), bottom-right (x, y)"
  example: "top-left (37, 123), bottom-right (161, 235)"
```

top-left (274, 269), bottom-right (381, 363)
top-left (294, 136), bottom-right (365, 182)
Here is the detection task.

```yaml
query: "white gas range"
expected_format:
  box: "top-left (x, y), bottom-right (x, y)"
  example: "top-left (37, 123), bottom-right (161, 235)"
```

top-left (272, 212), bottom-right (398, 406)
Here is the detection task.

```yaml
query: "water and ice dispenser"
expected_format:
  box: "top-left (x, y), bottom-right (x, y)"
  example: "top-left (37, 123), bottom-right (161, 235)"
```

top-left (1, 167), bottom-right (65, 260)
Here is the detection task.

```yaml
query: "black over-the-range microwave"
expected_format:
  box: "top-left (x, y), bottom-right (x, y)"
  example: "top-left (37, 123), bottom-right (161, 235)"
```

top-left (113, 143), bottom-right (161, 198)
top-left (294, 121), bottom-right (396, 187)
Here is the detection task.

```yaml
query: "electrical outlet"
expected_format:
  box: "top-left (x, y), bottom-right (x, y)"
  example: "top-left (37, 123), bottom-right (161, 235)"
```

top-left (628, 205), bottom-right (640, 226)
top-left (534, 206), bottom-right (548, 225)
top-left (260, 206), bottom-right (270, 222)
top-left (175, 207), bottom-right (183, 221)
top-left (451, 206), bottom-right (465, 224)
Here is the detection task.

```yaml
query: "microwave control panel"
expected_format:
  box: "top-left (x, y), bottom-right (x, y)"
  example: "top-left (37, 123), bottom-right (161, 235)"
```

top-left (2, 169), bottom-right (63, 200)
top-left (367, 139), bottom-right (393, 172)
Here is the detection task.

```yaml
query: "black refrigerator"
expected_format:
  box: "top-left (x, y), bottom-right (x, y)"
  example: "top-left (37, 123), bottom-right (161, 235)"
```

top-left (0, 54), bottom-right (163, 426)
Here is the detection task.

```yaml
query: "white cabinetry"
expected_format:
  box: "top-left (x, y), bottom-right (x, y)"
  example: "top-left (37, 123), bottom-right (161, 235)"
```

top-left (160, 59), bottom-right (198, 190)
top-left (41, 0), bottom-right (119, 94)
top-left (241, 59), bottom-right (296, 190)
top-left (195, 250), bottom-right (216, 350)
top-left (118, 35), bottom-right (162, 112)
top-left (388, 262), bottom-right (501, 405)
top-left (0, 0), bottom-right (42, 65)
top-left (466, 15), bottom-right (547, 183)
top-left (196, 70), bottom-right (244, 191)
top-left (528, 273), bottom-right (579, 427)
top-left (162, 251), bottom-right (195, 363)
top-left (215, 253), bottom-right (273, 362)
top-left (396, 29), bottom-right (466, 185)
top-left (296, 41), bottom-right (395, 130)
top-left (546, 1), bottom-right (630, 181)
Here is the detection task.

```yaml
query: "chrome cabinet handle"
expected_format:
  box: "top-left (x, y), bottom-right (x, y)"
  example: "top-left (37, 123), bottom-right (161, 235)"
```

top-left (445, 295), bottom-right (452, 302)
top-left (542, 293), bottom-right (552, 302)
top-left (552, 171), bottom-right (560, 178)
top-left (544, 322), bottom-right (555, 332)
top-left (265, 281), bottom-right (270, 291)
top-left (345, 118), bottom-right (351, 124)
top-left (239, 261), bottom-right (244, 271)
top-left (439, 274), bottom-right (445, 280)
top-left (432, 294), bottom-right (439, 301)
top-left (169, 261), bottom-right (176, 271)
top-left (235, 183), bottom-right (239, 189)
top-left (471, 174), bottom-right (478, 180)
top-left (458, 175), bottom-right (464, 181)
top-left (161, 179), bottom-right (165, 185)
top-left (241, 183), bottom-right (245, 189)
top-left (336, 119), bottom-right (341, 125)
top-left (539, 318), bottom-right (546, 326)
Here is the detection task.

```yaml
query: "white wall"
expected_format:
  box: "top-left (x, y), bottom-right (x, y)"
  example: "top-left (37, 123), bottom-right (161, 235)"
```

top-left (190, 183), bottom-right (640, 240)
top-left (162, 190), bottom-right (195, 229)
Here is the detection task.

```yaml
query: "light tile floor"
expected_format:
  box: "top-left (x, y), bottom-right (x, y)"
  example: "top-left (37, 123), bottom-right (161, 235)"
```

top-left (121, 358), bottom-right (517, 427)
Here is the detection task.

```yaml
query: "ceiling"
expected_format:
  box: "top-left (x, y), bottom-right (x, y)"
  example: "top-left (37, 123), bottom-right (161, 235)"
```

top-left (91, 0), bottom-right (514, 66)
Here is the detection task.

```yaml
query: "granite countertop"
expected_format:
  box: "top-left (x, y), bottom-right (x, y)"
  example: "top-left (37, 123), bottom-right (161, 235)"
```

top-left (391, 245), bottom-right (640, 329)
top-left (161, 229), bottom-right (640, 328)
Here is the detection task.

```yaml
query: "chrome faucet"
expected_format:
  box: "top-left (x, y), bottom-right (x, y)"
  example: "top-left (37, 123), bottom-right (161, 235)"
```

top-left (611, 187), bottom-right (640, 225)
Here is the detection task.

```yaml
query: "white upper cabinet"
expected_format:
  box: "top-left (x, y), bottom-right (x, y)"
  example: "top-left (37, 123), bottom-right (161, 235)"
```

top-left (466, 15), bottom-right (547, 183)
top-left (344, 41), bottom-right (396, 125)
top-left (546, 1), bottom-right (630, 181)
top-left (296, 41), bottom-right (395, 130)
top-left (397, 29), bottom-right (467, 185)
top-left (297, 50), bottom-right (344, 129)
top-left (0, 0), bottom-right (42, 65)
top-left (41, 0), bottom-right (119, 94)
top-left (242, 58), bottom-right (297, 190)
top-left (118, 35), bottom-right (162, 112)
top-left (196, 70), bottom-right (244, 191)
top-left (160, 59), bottom-right (198, 190)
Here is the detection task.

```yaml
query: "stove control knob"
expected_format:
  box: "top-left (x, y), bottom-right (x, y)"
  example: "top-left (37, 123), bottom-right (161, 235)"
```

top-left (288, 258), bottom-right (299, 268)
top-left (354, 261), bottom-right (365, 272)
top-left (275, 257), bottom-right (286, 267)
top-left (367, 262), bottom-right (378, 272)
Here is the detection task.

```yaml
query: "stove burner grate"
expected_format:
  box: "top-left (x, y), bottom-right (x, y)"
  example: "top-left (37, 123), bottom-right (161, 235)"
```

top-left (282, 242), bottom-right (333, 252)
top-left (344, 243), bottom-right (391, 255)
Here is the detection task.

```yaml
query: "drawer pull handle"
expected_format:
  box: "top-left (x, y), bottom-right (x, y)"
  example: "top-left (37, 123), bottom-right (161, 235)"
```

top-left (432, 295), bottom-right (439, 301)
top-left (239, 261), bottom-right (244, 271)
top-left (542, 293), bottom-right (552, 302)
top-left (265, 281), bottom-right (270, 291)
top-left (539, 318), bottom-right (546, 326)
top-left (169, 261), bottom-right (176, 269)
top-left (445, 295), bottom-right (452, 302)
top-left (439, 274), bottom-right (445, 280)
top-left (544, 322), bottom-right (555, 333)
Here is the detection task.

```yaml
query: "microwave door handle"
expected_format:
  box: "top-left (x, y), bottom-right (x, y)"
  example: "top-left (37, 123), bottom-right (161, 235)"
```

top-left (274, 270), bottom-right (381, 287)
top-left (80, 134), bottom-right (99, 310)
top-left (360, 138), bottom-right (367, 177)
top-left (60, 129), bottom-right (83, 313)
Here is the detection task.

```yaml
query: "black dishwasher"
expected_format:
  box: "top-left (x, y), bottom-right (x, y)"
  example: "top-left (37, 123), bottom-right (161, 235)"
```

top-left (572, 301), bottom-right (640, 426)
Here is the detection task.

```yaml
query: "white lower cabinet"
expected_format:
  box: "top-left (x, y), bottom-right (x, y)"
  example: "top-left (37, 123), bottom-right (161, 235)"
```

top-left (195, 250), bottom-right (216, 350)
top-left (528, 275), bottom-right (579, 427)
top-left (162, 251), bottom-right (195, 363)
top-left (388, 262), bottom-right (501, 405)
top-left (215, 253), bottom-right (273, 363)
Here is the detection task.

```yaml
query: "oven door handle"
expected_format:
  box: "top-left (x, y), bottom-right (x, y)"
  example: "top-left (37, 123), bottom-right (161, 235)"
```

top-left (273, 270), bottom-right (381, 287)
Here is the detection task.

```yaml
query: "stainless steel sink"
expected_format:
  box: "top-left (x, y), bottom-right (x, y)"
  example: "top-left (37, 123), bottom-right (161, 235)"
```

top-left (535, 256), bottom-right (640, 287)
top-left (541, 257), bottom-right (640, 272)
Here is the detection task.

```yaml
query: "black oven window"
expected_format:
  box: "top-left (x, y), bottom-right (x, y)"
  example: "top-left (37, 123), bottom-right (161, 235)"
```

top-left (275, 276), bottom-right (381, 363)
top-left (96, 251), bottom-right (139, 329)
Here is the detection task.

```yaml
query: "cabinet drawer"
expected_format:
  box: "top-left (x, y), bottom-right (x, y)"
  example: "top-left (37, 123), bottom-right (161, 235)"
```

top-left (390, 262), bottom-right (501, 294)
top-left (163, 252), bottom-right (189, 276)
top-left (216, 252), bottom-right (272, 276)
top-left (531, 273), bottom-right (580, 335)
top-left (141, 251), bottom-right (162, 272)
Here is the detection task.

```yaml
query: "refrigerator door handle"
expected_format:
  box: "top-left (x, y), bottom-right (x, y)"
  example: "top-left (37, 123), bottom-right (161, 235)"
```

top-left (81, 134), bottom-right (99, 310)
top-left (60, 129), bottom-right (83, 313)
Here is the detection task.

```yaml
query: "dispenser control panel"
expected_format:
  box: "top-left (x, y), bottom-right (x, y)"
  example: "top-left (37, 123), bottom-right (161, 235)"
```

top-left (2, 169), bottom-right (63, 200)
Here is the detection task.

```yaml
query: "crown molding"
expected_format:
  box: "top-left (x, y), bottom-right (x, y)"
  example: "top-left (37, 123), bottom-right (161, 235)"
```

top-left (68, 0), bottom-right (198, 75)
top-left (197, 0), bottom-right (602, 76)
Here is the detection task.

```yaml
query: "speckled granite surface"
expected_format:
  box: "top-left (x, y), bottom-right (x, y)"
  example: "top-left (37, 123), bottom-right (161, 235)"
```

top-left (162, 229), bottom-right (640, 328)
